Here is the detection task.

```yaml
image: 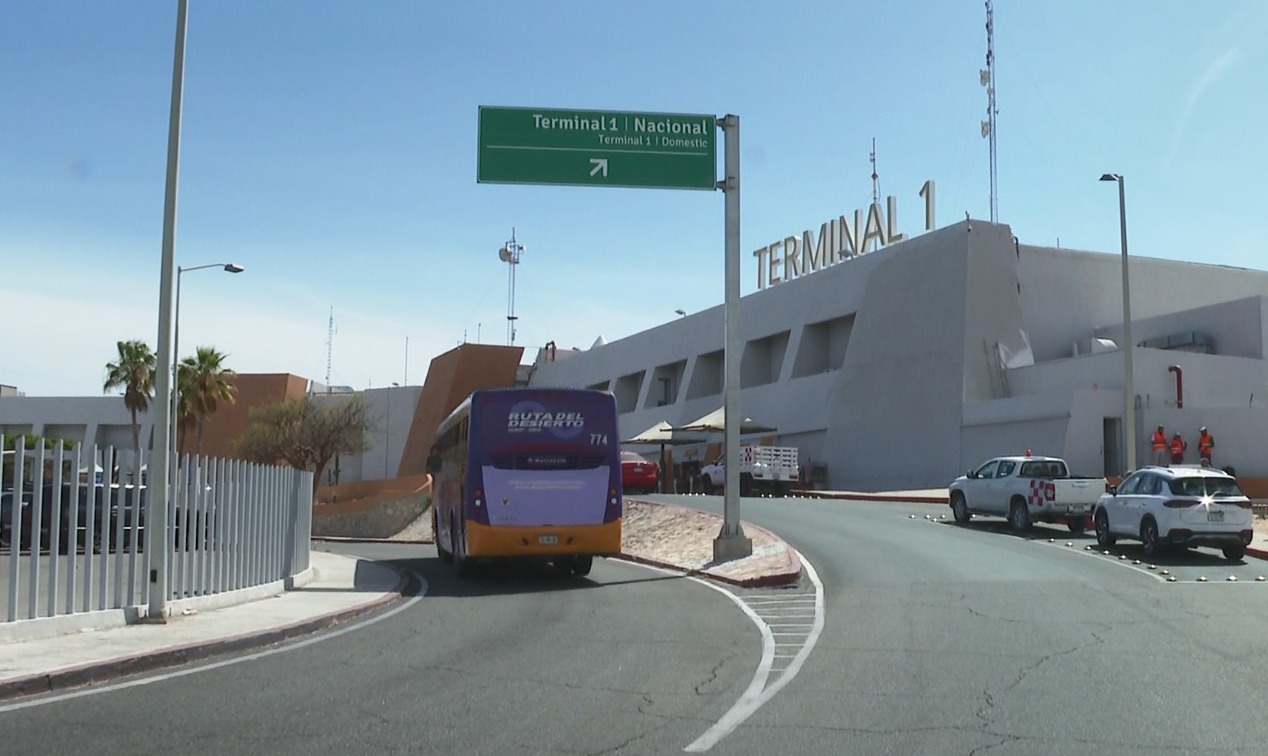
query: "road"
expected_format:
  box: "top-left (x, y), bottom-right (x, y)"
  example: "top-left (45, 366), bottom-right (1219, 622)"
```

top-left (5, 496), bottom-right (1268, 754)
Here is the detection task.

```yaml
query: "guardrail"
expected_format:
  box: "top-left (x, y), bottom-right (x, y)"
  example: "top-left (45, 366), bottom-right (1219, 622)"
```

top-left (2, 438), bottom-right (312, 626)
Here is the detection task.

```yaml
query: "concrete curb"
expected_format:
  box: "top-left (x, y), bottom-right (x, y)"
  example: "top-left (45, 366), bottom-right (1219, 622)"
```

top-left (807, 491), bottom-right (948, 504)
top-left (0, 564), bottom-right (410, 702)
top-left (610, 551), bottom-right (802, 588)
top-left (315, 536), bottom-right (433, 545)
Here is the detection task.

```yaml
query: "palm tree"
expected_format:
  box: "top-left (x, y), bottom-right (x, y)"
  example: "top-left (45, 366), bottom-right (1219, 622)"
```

top-left (103, 339), bottom-right (156, 458)
top-left (177, 346), bottom-right (237, 456)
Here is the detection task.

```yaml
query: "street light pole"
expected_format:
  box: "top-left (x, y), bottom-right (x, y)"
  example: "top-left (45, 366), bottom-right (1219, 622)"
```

top-left (1101, 173), bottom-right (1135, 472)
top-left (148, 0), bottom-right (189, 621)
top-left (172, 262), bottom-right (244, 465)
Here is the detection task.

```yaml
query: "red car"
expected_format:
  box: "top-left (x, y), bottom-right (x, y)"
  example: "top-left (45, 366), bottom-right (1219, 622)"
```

top-left (620, 451), bottom-right (660, 495)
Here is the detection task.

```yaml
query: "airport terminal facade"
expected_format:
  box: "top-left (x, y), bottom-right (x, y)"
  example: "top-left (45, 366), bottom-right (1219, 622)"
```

top-left (528, 219), bottom-right (1268, 491)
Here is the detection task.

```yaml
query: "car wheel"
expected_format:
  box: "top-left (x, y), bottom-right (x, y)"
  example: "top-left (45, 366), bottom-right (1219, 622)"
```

top-left (950, 493), bottom-right (971, 524)
top-left (1009, 500), bottom-right (1032, 533)
top-left (1222, 543), bottom-right (1246, 562)
top-left (1140, 518), bottom-right (1161, 558)
top-left (1066, 517), bottom-right (1087, 534)
top-left (572, 555), bottom-right (593, 576)
top-left (1094, 509), bottom-right (1116, 547)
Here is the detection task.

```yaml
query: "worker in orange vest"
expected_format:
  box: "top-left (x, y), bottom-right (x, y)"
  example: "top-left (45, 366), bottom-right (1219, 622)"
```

top-left (1197, 426), bottom-right (1215, 466)
top-left (1150, 425), bottom-right (1167, 465)
top-left (1169, 432), bottom-right (1187, 465)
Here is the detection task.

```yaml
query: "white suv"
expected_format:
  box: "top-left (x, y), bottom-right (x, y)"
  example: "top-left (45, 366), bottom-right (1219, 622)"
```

top-left (1093, 466), bottom-right (1252, 561)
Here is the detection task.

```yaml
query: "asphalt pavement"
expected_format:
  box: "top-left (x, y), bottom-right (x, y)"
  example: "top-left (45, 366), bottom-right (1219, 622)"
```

top-left (4, 487), bottom-right (1268, 703)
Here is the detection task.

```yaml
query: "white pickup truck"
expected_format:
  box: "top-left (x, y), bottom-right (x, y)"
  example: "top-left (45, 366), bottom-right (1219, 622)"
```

top-left (700, 445), bottom-right (800, 496)
top-left (948, 455), bottom-right (1107, 533)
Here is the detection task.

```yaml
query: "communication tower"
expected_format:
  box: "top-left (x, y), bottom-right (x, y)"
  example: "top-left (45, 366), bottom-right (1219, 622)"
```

top-left (325, 307), bottom-right (334, 394)
top-left (869, 137), bottom-right (880, 206)
top-left (981, 0), bottom-right (999, 223)
top-left (499, 229), bottom-right (524, 345)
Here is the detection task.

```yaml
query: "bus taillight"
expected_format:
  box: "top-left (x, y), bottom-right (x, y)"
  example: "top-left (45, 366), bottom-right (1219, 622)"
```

top-left (473, 488), bottom-right (484, 507)
top-left (609, 487), bottom-right (619, 506)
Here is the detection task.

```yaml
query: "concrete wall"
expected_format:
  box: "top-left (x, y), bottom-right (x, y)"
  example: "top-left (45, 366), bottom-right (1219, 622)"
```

top-left (311, 474), bottom-right (432, 539)
top-left (397, 343), bottom-right (523, 478)
top-left (526, 218), bottom-right (1268, 491)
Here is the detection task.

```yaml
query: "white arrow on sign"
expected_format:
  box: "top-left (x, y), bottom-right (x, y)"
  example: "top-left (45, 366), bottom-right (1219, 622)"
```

top-left (589, 158), bottom-right (608, 177)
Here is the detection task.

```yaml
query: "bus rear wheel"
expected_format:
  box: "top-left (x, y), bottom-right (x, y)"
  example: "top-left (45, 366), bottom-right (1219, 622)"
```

top-left (453, 516), bottom-right (473, 578)
top-left (435, 510), bottom-right (453, 563)
top-left (572, 555), bottom-right (593, 576)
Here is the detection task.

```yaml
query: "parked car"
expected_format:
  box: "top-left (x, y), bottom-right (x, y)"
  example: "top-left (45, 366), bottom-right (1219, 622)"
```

top-left (700, 444), bottom-right (800, 496)
top-left (949, 453), bottom-right (1106, 533)
top-left (1, 486), bottom-right (34, 548)
top-left (0, 482), bottom-right (145, 553)
top-left (1093, 465), bottom-right (1252, 561)
top-left (620, 450), bottom-right (659, 495)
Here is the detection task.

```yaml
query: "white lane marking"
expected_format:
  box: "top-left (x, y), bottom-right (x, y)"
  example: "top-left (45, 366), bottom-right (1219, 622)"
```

top-left (685, 551), bottom-right (824, 753)
top-left (0, 573), bottom-right (426, 714)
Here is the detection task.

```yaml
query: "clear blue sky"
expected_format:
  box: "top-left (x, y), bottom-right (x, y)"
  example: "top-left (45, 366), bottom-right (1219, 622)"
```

top-left (3, 1), bottom-right (1265, 397)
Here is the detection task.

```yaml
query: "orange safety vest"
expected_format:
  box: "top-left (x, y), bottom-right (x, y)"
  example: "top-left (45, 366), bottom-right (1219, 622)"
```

top-left (1199, 432), bottom-right (1214, 454)
top-left (1151, 430), bottom-right (1167, 451)
top-left (1170, 437), bottom-right (1186, 456)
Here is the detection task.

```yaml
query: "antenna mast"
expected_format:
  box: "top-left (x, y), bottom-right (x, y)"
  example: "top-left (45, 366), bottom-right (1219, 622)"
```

top-left (325, 306), bottom-right (334, 394)
top-left (499, 229), bottom-right (524, 345)
top-left (869, 137), bottom-right (879, 206)
top-left (981, 0), bottom-right (999, 223)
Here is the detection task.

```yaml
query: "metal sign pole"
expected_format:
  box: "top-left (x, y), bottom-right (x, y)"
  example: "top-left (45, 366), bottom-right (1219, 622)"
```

top-left (715, 114), bottom-right (752, 561)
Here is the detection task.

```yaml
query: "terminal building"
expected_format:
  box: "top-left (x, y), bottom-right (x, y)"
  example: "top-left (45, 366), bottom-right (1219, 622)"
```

top-left (527, 218), bottom-right (1268, 491)
top-left (5, 218), bottom-right (1268, 495)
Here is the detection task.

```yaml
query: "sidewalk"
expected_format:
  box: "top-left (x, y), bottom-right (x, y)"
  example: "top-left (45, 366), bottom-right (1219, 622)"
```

top-left (0, 551), bottom-right (403, 701)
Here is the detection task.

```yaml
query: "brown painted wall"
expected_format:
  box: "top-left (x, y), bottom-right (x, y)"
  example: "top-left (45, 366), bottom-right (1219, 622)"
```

top-left (397, 344), bottom-right (523, 476)
top-left (181, 373), bottom-right (309, 459)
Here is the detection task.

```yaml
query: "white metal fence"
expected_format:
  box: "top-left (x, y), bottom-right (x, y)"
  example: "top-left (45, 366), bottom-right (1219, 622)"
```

top-left (1, 437), bottom-right (312, 625)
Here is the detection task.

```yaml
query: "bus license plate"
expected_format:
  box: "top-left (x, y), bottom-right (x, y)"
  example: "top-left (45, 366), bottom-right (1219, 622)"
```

top-left (1208, 511), bottom-right (1224, 523)
top-left (538, 534), bottom-right (558, 545)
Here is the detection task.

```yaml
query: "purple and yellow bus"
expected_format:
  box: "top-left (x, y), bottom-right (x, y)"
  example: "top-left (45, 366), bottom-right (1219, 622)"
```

top-left (428, 388), bottom-right (623, 577)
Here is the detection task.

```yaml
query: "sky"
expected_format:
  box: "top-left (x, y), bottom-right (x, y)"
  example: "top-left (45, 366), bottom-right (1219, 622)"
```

top-left (2, 1), bottom-right (1266, 397)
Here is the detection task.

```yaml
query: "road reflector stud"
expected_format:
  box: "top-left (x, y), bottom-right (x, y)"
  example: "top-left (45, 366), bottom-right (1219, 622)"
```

top-left (1048, 538), bottom-right (1055, 543)
top-left (1119, 555), bottom-right (1127, 560)
top-left (909, 514), bottom-right (916, 519)
top-left (1102, 550), bottom-right (1111, 555)
top-left (1228, 576), bottom-right (1238, 582)
top-left (1085, 545), bottom-right (1094, 550)
top-left (1167, 576), bottom-right (1178, 582)
top-left (1065, 541), bottom-right (1074, 547)
top-left (1133, 560), bottom-right (1141, 565)
top-left (1148, 564), bottom-right (1157, 570)
top-left (1160, 569), bottom-right (1170, 575)
top-left (1197, 576), bottom-right (1208, 582)
top-left (1257, 576), bottom-right (1266, 582)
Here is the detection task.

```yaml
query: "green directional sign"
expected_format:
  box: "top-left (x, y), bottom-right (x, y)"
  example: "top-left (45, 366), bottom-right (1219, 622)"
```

top-left (478, 106), bottom-right (718, 191)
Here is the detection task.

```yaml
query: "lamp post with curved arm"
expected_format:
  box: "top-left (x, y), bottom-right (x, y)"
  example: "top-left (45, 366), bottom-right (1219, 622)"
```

top-left (1100, 173), bottom-right (1135, 472)
top-left (172, 262), bottom-right (244, 461)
